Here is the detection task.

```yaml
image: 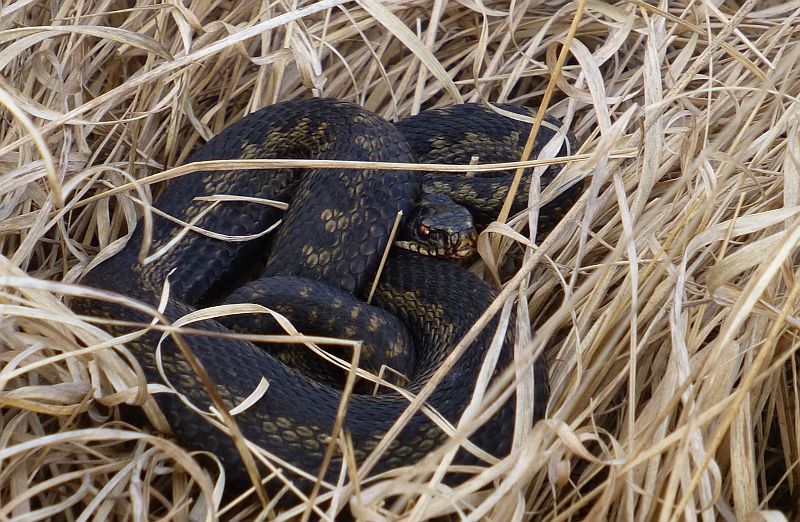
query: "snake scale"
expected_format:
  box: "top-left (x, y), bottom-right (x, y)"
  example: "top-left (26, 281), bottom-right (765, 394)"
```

top-left (75, 98), bottom-right (578, 493)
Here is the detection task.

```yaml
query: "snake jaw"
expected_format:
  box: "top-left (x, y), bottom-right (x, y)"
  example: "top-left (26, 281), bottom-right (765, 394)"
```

top-left (395, 228), bottom-right (477, 258)
top-left (449, 230), bottom-right (478, 258)
top-left (455, 231), bottom-right (478, 258)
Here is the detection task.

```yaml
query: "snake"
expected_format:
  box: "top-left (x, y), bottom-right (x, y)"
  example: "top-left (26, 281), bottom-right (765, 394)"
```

top-left (74, 98), bottom-right (578, 494)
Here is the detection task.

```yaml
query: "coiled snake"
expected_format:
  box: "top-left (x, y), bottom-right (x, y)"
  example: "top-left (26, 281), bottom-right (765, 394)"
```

top-left (76, 98), bottom-right (577, 492)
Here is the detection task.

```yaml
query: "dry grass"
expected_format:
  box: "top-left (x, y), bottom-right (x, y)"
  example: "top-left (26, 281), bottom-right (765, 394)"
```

top-left (1, 0), bottom-right (799, 519)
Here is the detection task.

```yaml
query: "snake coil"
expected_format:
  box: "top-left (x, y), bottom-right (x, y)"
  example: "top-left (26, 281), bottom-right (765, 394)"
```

top-left (75, 98), bottom-right (577, 493)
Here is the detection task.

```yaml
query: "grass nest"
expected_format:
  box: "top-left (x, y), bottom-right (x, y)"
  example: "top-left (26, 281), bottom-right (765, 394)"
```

top-left (1, 0), bottom-right (799, 520)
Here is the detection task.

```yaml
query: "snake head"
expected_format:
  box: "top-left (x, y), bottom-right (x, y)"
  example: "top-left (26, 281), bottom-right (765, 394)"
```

top-left (395, 194), bottom-right (478, 258)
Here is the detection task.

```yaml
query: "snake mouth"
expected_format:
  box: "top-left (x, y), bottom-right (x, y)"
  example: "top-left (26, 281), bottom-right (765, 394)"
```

top-left (451, 246), bottom-right (476, 258)
top-left (395, 231), bottom-right (477, 259)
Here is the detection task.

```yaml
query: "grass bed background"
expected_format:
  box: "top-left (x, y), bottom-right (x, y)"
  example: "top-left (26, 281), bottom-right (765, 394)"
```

top-left (1, 0), bottom-right (799, 520)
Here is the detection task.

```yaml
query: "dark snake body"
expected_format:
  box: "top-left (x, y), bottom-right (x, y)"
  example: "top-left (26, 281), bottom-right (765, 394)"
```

top-left (76, 98), bottom-right (576, 491)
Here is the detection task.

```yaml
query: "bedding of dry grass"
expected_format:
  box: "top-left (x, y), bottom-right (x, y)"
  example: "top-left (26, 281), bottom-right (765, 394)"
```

top-left (2, 0), bottom-right (800, 520)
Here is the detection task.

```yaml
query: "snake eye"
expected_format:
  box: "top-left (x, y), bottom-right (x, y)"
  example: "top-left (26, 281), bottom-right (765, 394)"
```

top-left (417, 224), bottom-right (430, 237)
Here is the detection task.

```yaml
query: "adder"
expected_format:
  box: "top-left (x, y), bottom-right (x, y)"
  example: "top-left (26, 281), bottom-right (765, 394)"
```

top-left (75, 97), bottom-right (578, 492)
